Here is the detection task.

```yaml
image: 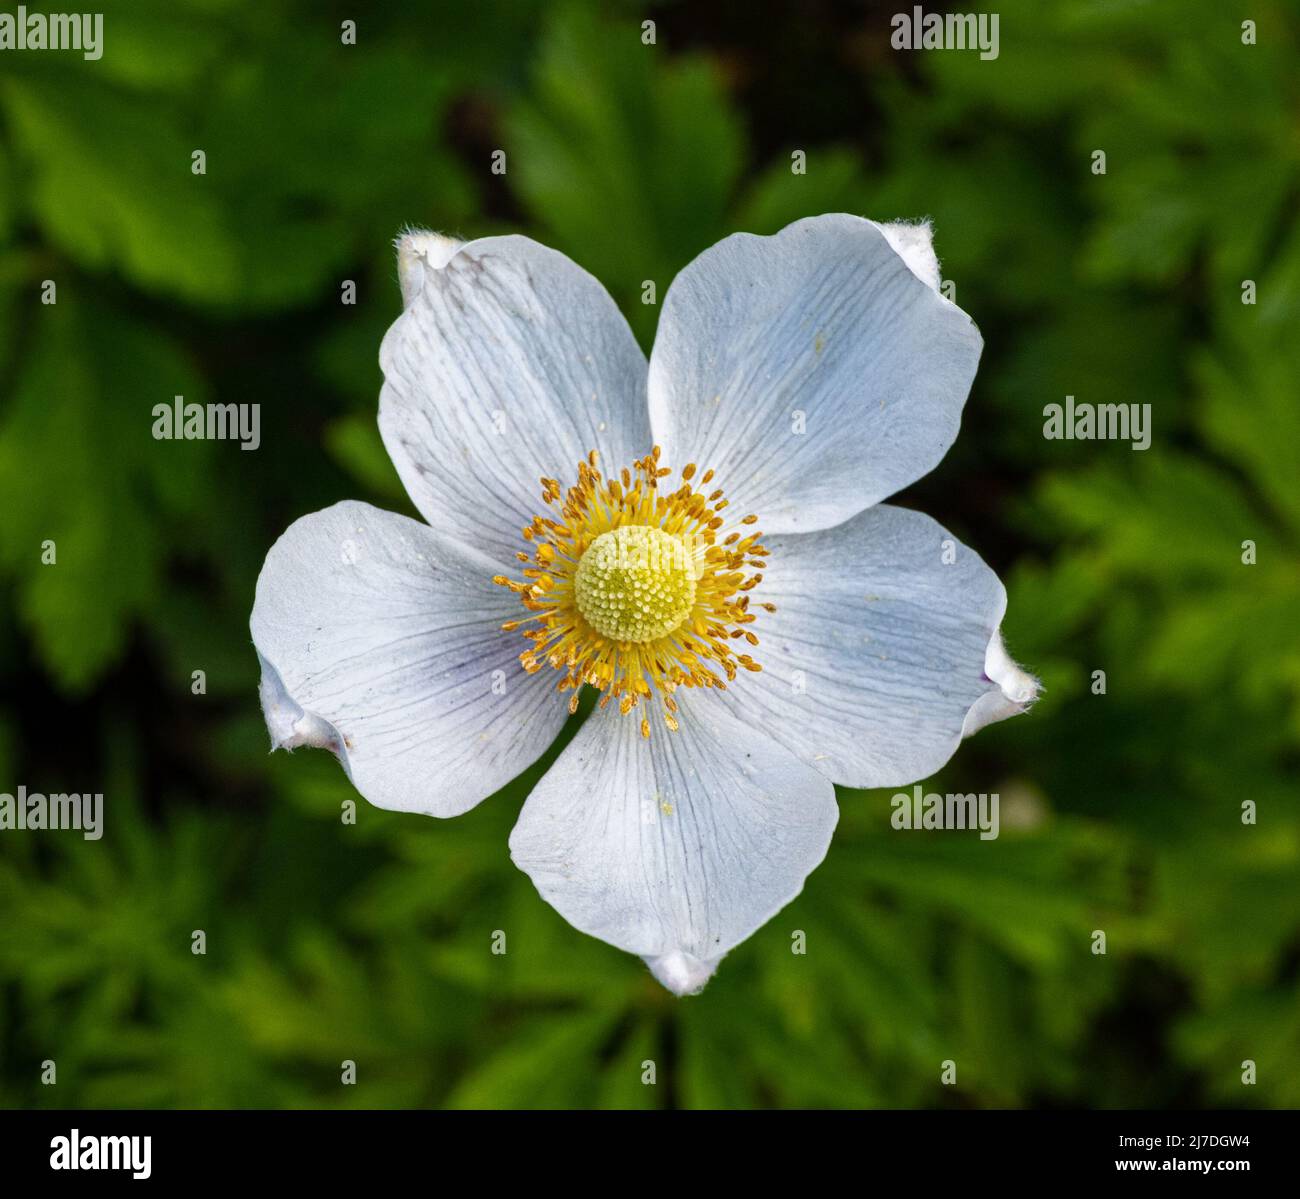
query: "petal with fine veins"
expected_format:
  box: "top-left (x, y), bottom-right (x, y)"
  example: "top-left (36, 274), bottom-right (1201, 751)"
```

top-left (648, 213), bottom-right (981, 533)
top-left (509, 693), bottom-right (838, 995)
top-left (250, 500), bottom-right (568, 817)
top-left (724, 503), bottom-right (1038, 789)
top-left (379, 234), bottom-right (651, 571)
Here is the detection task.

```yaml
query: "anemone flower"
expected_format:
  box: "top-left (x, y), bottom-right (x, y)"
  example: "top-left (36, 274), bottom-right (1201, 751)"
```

top-left (251, 214), bottom-right (1038, 995)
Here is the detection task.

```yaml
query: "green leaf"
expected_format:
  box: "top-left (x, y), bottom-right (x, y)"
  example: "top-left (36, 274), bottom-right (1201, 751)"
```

top-left (323, 413), bottom-right (407, 505)
top-left (733, 147), bottom-right (875, 235)
top-left (444, 1011), bottom-right (619, 1108)
top-left (506, 5), bottom-right (743, 339)
top-left (0, 303), bottom-right (210, 690)
top-left (1, 75), bottom-right (241, 303)
top-left (1196, 329), bottom-right (1300, 533)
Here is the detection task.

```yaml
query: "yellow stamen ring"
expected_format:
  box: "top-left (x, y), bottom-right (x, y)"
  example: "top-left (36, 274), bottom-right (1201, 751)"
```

top-left (492, 447), bottom-right (769, 735)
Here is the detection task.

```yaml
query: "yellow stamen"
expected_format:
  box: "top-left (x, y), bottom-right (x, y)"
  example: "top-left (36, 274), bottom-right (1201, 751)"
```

top-left (492, 447), bottom-right (772, 735)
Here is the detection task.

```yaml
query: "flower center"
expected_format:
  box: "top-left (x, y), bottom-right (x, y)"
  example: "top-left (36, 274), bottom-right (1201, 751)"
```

top-left (574, 526), bottom-right (697, 644)
top-left (492, 447), bottom-right (772, 737)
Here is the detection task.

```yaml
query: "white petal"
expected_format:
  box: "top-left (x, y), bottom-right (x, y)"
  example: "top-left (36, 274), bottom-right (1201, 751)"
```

top-left (251, 500), bottom-right (568, 817)
top-left (508, 693), bottom-right (838, 995)
top-left (379, 234), bottom-right (651, 569)
top-left (648, 213), bottom-right (981, 533)
top-left (724, 504), bottom-right (1036, 789)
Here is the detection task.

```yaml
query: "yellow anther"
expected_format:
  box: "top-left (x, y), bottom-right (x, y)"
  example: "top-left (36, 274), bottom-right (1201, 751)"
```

top-left (493, 450), bottom-right (770, 736)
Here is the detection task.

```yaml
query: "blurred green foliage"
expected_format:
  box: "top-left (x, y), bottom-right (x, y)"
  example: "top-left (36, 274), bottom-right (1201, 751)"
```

top-left (1, 0), bottom-right (1297, 1108)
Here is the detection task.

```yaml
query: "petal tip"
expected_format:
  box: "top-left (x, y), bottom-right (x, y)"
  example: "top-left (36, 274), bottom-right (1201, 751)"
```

top-left (395, 228), bottom-right (464, 308)
top-left (873, 218), bottom-right (942, 293)
top-left (962, 628), bottom-right (1041, 738)
top-left (645, 950), bottom-right (719, 996)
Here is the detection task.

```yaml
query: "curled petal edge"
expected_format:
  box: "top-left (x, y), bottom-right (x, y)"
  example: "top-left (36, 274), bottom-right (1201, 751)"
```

top-left (257, 651), bottom-right (350, 763)
top-left (961, 629), bottom-right (1041, 739)
top-left (395, 228), bottom-right (465, 308)
top-left (874, 218), bottom-right (943, 293)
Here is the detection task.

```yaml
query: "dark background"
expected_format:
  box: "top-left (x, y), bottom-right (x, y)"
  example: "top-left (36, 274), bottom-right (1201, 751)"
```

top-left (1, 0), bottom-right (1297, 1108)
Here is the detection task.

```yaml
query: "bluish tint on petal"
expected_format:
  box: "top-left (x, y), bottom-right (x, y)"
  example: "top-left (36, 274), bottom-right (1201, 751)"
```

top-left (509, 693), bottom-right (838, 995)
top-left (723, 504), bottom-right (1037, 789)
top-left (379, 234), bottom-right (651, 570)
top-left (251, 500), bottom-right (568, 817)
top-left (647, 213), bottom-right (982, 533)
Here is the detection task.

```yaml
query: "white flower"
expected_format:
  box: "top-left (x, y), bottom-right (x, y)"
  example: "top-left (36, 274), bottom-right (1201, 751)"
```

top-left (251, 214), bottom-right (1038, 996)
